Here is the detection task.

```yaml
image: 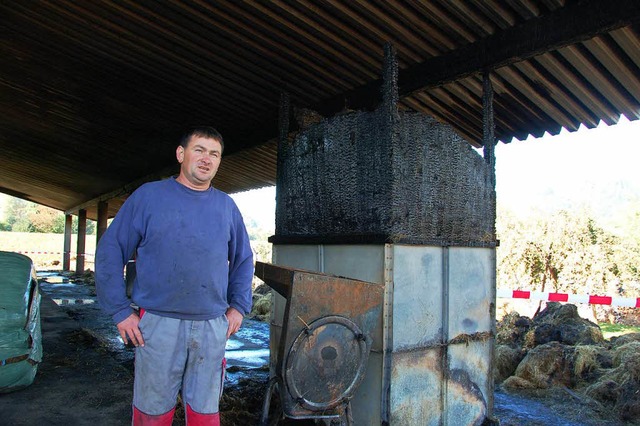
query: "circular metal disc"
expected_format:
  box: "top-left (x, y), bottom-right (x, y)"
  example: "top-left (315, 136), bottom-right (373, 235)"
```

top-left (285, 315), bottom-right (369, 411)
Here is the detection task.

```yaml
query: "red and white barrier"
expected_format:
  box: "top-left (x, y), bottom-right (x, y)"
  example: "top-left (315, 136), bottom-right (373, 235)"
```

top-left (497, 288), bottom-right (640, 308)
top-left (13, 251), bottom-right (94, 257)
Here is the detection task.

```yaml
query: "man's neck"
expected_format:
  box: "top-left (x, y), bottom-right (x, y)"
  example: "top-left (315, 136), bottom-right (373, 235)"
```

top-left (175, 175), bottom-right (211, 191)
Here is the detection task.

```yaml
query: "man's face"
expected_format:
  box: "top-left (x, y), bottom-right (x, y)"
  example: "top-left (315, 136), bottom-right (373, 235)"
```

top-left (176, 136), bottom-right (222, 190)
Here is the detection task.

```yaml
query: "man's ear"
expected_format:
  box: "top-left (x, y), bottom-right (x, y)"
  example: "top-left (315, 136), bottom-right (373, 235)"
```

top-left (176, 146), bottom-right (184, 163)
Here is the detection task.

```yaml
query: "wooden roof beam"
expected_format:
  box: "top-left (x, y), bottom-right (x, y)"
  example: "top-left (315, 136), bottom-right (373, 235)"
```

top-left (314, 0), bottom-right (640, 116)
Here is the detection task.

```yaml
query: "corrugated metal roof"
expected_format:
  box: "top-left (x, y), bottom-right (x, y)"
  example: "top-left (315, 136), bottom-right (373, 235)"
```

top-left (1, 0), bottom-right (639, 219)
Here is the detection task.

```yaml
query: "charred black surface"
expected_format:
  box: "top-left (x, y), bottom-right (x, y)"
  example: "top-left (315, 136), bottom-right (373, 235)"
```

top-left (274, 109), bottom-right (496, 246)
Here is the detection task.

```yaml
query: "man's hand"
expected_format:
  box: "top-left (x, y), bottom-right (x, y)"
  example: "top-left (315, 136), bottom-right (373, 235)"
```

top-left (117, 312), bottom-right (145, 347)
top-left (226, 307), bottom-right (243, 339)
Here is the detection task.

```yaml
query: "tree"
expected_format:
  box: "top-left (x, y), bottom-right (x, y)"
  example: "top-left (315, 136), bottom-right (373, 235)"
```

top-left (244, 218), bottom-right (273, 264)
top-left (2, 196), bottom-right (95, 234)
top-left (29, 206), bottom-right (65, 233)
top-left (497, 206), bottom-right (640, 299)
top-left (5, 197), bottom-right (36, 232)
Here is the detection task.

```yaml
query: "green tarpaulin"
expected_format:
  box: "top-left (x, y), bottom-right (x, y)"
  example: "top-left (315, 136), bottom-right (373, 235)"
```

top-left (0, 251), bottom-right (42, 393)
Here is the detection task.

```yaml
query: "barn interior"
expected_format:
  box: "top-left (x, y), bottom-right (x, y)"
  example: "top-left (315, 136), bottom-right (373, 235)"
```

top-left (2, 0), bottom-right (639, 222)
top-left (2, 1), bottom-right (640, 424)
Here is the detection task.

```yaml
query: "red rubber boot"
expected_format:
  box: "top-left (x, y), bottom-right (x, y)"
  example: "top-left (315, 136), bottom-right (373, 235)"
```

top-left (185, 403), bottom-right (220, 426)
top-left (132, 406), bottom-right (176, 425)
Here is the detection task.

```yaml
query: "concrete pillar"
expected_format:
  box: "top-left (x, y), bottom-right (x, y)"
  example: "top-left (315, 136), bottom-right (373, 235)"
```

top-left (63, 214), bottom-right (73, 271)
top-left (75, 209), bottom-right (87, 274)
top-left (269, 45), bottom-right (497, 425)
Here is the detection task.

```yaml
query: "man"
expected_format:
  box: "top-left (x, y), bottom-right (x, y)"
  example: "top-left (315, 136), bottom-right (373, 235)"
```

top-left (96, 126), bottom-right (254, 425)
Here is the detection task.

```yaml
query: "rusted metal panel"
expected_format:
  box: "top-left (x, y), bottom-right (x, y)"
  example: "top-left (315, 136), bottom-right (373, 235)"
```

top-left (255, 261), bottom-right (384, 420)
top-left (322, 245), bottom-right (386, 285)
top-left (270, 245), bottom-right (323, 373)
top-left (387, 246), bottom-right (494, 425)
top-left (270, 244), bottom-right (496, 424)
top-left (388, 347), bottom-right (489, 426)
top-left (349, 351), bottom-right (384, 424)
top-left (323, 245), bottom-right (386, 353)
top-left (448, 247), bottom-right (494, 337)
top-left (448, 341), bottom-right (493, 423)
top-left (271, 245), bottom-right (387, 423)
top-left (391, 245), bottom-right (444, 351)
top-left (272, 245), bottom-right (321, 271)
top-left (390, 348), bottom-right (444, 426)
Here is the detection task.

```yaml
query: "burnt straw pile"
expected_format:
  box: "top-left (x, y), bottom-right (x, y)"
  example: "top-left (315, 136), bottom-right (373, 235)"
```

top-left (496, 303), bottom-right (640, 423)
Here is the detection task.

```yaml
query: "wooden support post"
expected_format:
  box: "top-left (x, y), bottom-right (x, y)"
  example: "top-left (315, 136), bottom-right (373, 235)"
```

top-left (482, 70), bottom-right (497, 422)
top-left (97, 201), bottom-right (108, 243)
top-left (482, 71), bottom-right (496, 187)
top-left (75, 209), bottom-right (87, 274)
top-left (482, 71), bottom-right (498, 239)
top-left (63, 214), bottom-right (72, 271)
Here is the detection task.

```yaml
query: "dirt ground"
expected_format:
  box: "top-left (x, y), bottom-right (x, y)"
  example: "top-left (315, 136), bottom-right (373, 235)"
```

top-left (0, 296), bottom-right (132, 425)
top-left (1, 293), bottom-right (633, 426)
top-left (0, 293), bottom-right (310, 426)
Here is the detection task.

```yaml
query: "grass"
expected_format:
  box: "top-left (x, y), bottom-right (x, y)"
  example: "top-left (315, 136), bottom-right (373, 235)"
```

top-left (599, 323), bottom-right (640, 339)
top-left (0, 231), bottom-right (96, 271)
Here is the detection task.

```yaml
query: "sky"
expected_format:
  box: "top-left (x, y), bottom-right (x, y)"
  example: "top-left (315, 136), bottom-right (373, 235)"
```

top-left (1, 117), bottom-right (638, 228)
top-left (494, 116), bottom-right (639, 221)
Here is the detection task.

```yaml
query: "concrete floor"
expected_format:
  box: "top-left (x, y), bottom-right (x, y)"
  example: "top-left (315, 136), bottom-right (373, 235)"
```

top-left (0, 295), bottom-right (133, 425)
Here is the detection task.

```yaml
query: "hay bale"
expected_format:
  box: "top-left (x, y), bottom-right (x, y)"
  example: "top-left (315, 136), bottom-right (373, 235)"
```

top-left (248, 292), bottom-right (272, 322)
top-left (496, 311), bottom-right (532, 348)
top-left (584, 379), bottom-right (621, 405)
top-left (524, 303), bottom-right (604, 349)
top-left (512, 342), bottom-right (575, 389)
top-left (621, 400), bottom-right (640, 423)
top-left (72, 269), bottom-right (96, 286)
top-left (501, 376), bottom-right (536, 390)
top-left (583, 345), bottom-right (640, 423)
top-left (609, 332), bottom-right (640, 349)
top-left (253, 283), bottom-right (271, 296)
top-left (614, 349), bottom-right (640, 385)
top-left (573, 345), bottom-right (599, 377)
top-left (573, 345), bottom-right (611, 379)
top-left (612, 341), bottom-right (640, 369)
top-left (523, 328), bottom-right (537, 349)
top-left (615, 356), bottom-right (640, 416)
top-left (494, 344), bottom-right (525, 384)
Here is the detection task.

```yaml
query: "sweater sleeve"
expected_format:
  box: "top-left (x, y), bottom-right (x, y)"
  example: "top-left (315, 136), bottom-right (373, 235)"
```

top-left (95, 193), bottom-right (143, 324)
top-left (227, 204), bottom-right (254, 316)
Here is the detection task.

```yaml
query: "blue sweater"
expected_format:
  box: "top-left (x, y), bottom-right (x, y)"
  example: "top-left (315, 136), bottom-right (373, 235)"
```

top-left (96, 178), bottom-right (254, 325)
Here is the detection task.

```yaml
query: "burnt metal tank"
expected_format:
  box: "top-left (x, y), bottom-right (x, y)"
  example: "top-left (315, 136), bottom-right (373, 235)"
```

top-left (265, 45), bottom-right (497, 425)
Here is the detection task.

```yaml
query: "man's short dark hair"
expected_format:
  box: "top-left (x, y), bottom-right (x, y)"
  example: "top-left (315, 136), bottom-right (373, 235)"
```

top-left (180, 126), bottom-right (224, 153)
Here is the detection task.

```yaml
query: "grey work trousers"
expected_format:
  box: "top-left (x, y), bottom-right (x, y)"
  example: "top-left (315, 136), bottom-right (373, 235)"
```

top-left (133, 311), bottom-right (228, 415)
